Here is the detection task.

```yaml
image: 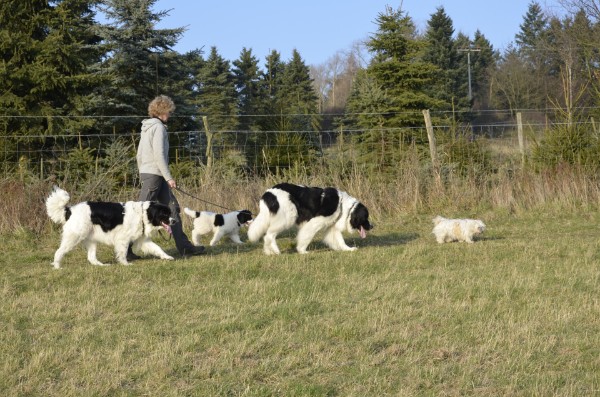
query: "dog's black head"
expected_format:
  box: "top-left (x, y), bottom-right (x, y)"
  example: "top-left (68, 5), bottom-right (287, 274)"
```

top-left (350, 203), bottom-right (373, 238)
top-left (236, 210), bottom-right (253, 225)
top-left (146, 202), bottom-right (176, 233)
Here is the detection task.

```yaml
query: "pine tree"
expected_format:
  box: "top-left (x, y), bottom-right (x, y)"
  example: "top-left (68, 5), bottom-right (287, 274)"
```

top-left (93, 0), bottom-right (185, 132)
top-left (278, 49), bottom-right (319, 131)
top-left (196, 47), bottom-right (236, 129)
top-left (516, 1), bottom-right (549, 61)
top-left (255, 50), bottom-right (285, 134)
top-left (470, 31), bottom-right (498, 110)
top-left (232, 47), bottom-right (263, 131)
top-left (195, 46), bottom-right (238, 159)
top-left (0, 0), bottom-right (103, 166)
top-left (423, 6), bottom-right (469, 112)
top-left (512, 1), bottom-right (554, 108)
top-left (343, 5), bottom-right (442, 169)
top-left (366, 6), bottom-right (442, 126)
top-left (258, 50), bottom-right (320, 172)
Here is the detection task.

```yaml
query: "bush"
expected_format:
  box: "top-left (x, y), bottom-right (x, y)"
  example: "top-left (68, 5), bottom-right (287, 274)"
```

top-left (531, 122), bottom-right (600, 171)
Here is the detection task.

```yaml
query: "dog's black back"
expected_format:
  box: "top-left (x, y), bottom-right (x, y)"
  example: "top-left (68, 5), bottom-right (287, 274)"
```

top-left (271, 183), bottom-right (340, 224)
top-left (88, 202), bottom-right (126, 232)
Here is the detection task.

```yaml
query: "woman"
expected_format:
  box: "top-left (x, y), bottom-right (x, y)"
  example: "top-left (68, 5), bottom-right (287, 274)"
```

top-left (133, 95), bottom-right (204, 258)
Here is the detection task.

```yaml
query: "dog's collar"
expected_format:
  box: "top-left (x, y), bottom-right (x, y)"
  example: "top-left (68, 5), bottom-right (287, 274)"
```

top-left (332, 199), bottom-right (346, 223)
top-left (344, 201), bottom-right (358, 224)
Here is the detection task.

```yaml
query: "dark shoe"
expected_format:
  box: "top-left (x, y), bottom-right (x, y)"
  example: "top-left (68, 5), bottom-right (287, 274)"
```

top-left (127, 246), bottom-right (141, 261)
top-left (180, 245), bottom-right (205, 257)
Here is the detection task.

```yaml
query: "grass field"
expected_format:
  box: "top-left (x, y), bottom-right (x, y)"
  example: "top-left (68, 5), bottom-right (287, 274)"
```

top-left (2, 210), bottom-right (600, 396)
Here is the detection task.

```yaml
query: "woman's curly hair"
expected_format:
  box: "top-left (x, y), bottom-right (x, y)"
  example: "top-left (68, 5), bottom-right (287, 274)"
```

top-left (148, 95), bottom-right (176, 118)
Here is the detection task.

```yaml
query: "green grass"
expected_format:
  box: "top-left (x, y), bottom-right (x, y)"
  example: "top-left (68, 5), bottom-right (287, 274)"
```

top-left (2, 211), bottom-right (600, 396)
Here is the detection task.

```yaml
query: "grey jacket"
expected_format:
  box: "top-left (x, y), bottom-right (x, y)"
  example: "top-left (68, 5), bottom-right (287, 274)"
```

top-left (136, 118), bottom-right (173, 181)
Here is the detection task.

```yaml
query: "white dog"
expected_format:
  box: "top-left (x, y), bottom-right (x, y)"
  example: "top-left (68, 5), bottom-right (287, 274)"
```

top-left (432, 215), bottom-right (486, 243)
top-left (183, 207), bottom-right (253, 246)
top-left (247, 183), bottom-right (373, 255)
top-left (46, 186), bottom-right (175, 269)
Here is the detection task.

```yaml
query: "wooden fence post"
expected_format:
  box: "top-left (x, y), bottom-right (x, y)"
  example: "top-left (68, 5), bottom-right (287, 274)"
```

top-left (423, 109), bottom-right (441, 185)
top-left (517, 112), bottom-right (525, 167)
top-left (202, 116), bottom-right (213, 172)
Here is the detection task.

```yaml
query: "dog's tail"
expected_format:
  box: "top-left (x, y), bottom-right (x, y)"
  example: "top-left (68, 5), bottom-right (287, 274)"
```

top-left (46, 186), bottom-right (70, 225)
top-left (183, 207), bottom-right (199, 219)
top-left (247, 200), bottom-right (270, 242)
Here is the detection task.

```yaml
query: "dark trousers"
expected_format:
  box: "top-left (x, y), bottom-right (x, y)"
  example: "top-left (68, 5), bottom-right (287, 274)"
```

top-left (139, 173), bottom-right (195, 254)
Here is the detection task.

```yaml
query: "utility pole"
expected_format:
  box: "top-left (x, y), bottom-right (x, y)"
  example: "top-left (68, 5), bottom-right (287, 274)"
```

top-left (458, 47), bottom-right (481, 101)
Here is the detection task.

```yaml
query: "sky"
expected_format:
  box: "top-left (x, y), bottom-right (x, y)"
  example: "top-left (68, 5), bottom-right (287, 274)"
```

top-left (153, 0), bottom-right (565, 66)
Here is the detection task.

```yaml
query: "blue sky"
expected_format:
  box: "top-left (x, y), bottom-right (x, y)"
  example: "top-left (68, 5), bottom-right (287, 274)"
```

top-left (154, 0), bottom-right (564, 65)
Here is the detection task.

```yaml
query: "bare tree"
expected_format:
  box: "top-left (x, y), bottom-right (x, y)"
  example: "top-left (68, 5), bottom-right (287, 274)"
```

top-left (558, 0), bottom-right (600, 20)
top-left (310, 63), bottom-right (329, 113)
top-left (309, 44), bottom-right (367, 114)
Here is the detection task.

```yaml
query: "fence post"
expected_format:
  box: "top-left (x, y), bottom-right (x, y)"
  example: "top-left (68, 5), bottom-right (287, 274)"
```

top-left (422, 109), bottom-right (441, 185)
top-left (202, 116), bottom-right (213, 172)
top-left (517, 112), bottom-right (525, 167)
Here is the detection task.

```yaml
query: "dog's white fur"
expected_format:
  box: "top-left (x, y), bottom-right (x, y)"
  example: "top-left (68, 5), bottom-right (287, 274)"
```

top-left (46, 186), bottom-right (175, 269)
top-left (183, 208), bottom-right (252, 246)
top-left (248, 186), bottom-right (371, 255)
top-left (432, 215), bottom-right (486, 243)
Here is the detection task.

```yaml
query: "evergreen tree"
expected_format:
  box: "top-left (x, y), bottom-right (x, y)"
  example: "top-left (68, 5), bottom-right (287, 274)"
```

top-left (423, 7), bottom-right (469, 112)
top-left (0, 0), bottom-right (103, 167)
top-left (196, 47), bottom-right (237, 129)
top-left (343, 5), bottom-right (442, 169)
top-left (232, 47), bottom-right (263, 131)
top-left (278, 49), bottom-right (319, 131)
top-left (162, 48), bottom-right (205, 160)
top-left (257, 50), bottom-right (285, 132)
top-left (470, 31), bottom-right (498, 110)
top-left (515, 1), bottom-right (549, 63)
top-left (258, 50), bottom-right (320, 172)
top-left (514, 1), bottom-right (554, 108)
top-left (366, 6), bottom-right (442, 126)
top-left (196, 46), bottom-right (237, 157)
top-left (94, 0), bottom-right (185, 132)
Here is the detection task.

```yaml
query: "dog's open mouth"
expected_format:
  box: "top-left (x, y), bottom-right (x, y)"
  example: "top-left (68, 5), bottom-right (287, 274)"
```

top-left (359, 226), bottom-right (367, 239)
top-left (161, 222), bottom-right (173, 235)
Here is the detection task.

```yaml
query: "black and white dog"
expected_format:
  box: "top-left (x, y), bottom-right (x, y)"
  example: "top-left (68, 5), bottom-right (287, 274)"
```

top-left (247, 183), bottom-right (373, 255)
top-left (46, 186), bottom-right (175, 269)
top-left (183, 207), bottom-right (253, 246)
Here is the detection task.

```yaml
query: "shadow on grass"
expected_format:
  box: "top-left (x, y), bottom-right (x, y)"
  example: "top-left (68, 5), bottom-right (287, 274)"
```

top-left (177, 230), bottom-right (420, 257)
top-left (362, 231), bottom-right (420, 247)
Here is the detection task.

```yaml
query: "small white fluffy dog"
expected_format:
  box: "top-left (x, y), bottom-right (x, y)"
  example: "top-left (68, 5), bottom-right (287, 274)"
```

top-left (183, 207), bottom-right (253, 246)
top-left (432, 216), bottom-right (486, 243)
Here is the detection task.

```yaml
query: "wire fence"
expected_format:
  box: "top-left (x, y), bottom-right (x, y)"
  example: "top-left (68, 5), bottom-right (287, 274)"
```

top-left (2, 108), bottom-right (599, 180)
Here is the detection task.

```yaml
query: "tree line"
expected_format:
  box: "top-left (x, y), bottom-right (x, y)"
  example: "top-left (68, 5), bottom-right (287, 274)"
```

top-left (2, 0), bottom-right (600, 176)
